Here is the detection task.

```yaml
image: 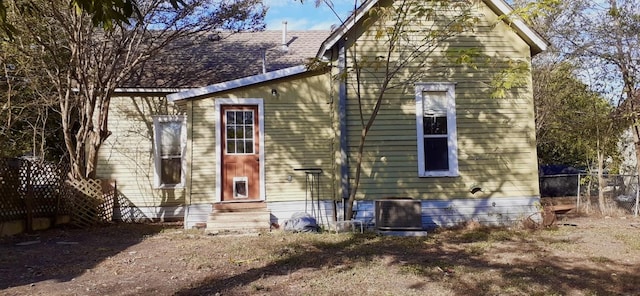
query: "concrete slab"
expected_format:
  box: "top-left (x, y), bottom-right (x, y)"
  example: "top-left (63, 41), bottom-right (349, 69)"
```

top-left (376, 230), bottom-right (428, 237)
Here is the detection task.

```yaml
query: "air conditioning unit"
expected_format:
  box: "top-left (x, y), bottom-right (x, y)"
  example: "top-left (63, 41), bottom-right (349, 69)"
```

top-left (375, 199), bottom-right (422, 230)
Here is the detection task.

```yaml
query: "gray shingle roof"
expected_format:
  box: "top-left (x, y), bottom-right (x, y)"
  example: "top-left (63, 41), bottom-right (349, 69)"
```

top-left (123, 30), bottom-right (330, 88)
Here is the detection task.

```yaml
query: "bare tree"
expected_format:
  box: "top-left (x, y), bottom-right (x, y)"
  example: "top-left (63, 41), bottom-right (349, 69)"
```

top-left (550, 0), bottom-right (640, 175)
top-left (5, 0), bottom-right (266, 179)
top-left (1, 34), bottom-right (62, 159)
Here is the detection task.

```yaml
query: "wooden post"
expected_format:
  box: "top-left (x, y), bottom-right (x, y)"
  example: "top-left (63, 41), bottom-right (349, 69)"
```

top-left (24, 161), bottom-right (34, 232)
top-left (635, 175), bottom-right (639, 217)
top-left (576, 173), bottom-right (581, 213)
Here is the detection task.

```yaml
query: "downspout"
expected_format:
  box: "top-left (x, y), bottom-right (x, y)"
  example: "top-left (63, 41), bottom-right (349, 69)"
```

top-left (184, 100), bottom-right (194, 229)
top-left (338, 39), bottom-right (349, 220)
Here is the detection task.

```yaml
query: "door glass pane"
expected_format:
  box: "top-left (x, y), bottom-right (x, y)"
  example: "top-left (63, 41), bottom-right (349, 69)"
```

top-left (227, 126), bottom-right (235, 139)
top-left (237, 139), bottom-right (245, 153)
top-left (245, 126), bottom-right (253, 139)
top-left (245, 140), bottom-right (254, 154)
top-left (244, 112), bottom-right (253, 124)
top-left (227, 112), bottom-right (235, 125)
top-left (424, 138), bottom-right (449, 171)
top-left (227, 139), bottom-right (236, 154)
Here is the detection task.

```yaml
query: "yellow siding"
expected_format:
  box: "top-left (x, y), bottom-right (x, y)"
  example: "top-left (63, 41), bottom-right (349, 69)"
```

top-left (188, 99), bottom-right (217, 204)
top-left (186, 71), bottom-right (337, 203)
top-left (341, 0), bottom-right (539, 200)
top-left (97, 0), bottom-right (541, 209)
top-left (96, 96), bottom-right (186, 207)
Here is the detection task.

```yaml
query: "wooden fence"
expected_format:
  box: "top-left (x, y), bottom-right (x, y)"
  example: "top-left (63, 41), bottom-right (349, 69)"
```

top-left (0, 158), bottom-right (114, 231)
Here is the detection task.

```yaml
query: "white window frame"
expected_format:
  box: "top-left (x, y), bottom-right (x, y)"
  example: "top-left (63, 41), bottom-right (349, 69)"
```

top-left (153, 115), bottom-right (187, 188)
top-left (415, 82), bottom-right (459, 177)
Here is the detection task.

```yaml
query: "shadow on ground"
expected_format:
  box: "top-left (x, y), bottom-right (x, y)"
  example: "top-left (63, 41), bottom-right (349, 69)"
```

top-left (0, 222), bottom-right (172, 289)
top-left (174, 228), bottom-right (640, 295)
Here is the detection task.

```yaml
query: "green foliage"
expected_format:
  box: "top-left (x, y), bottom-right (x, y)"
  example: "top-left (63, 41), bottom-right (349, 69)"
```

top-left (1, 0), bottom-right (147, 37)
top-left (534, 63), bottom-right (624, 168)
top-left (490, 59), bottom-right (531, 99)
top-left (71, 0), bottom-right (142, 29)
top-left (507, 0), bottom-right (561, 26)
top-left (445, 47), bottom-right (484, 70)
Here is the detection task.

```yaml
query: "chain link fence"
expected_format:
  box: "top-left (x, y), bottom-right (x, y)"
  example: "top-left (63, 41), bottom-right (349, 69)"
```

top-left (539, 174), bottom-right (640, 216)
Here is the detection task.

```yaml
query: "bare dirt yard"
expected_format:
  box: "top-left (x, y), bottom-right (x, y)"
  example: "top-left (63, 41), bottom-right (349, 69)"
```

top-left (1, 215), bottom-right (639, 296)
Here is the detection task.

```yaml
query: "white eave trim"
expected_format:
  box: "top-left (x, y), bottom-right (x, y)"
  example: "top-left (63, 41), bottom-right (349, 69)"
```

top-left (317, 0), bottom-right (548, 58)
top-left (316, 0), bottom-right (380, 58)
top-left (167, 65), bottom-right (308, 102)
top-left (489, 0), bottom-right (548, 53)
top-left (114, 87), bottom-right (190, 93)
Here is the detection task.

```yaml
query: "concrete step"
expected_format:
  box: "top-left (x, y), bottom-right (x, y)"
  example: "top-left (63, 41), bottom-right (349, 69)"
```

top-left (213, 201), bottom-right (267, 212)
top-left (206, 207), bottom-right (271, 233)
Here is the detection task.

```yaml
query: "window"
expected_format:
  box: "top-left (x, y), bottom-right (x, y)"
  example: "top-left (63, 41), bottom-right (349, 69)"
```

top-left (153, 115), bottom-right (186, 188)
top-left (225, 110), bottom-right (254, 154)
top-left (415, 83), bottom-right (459, 177)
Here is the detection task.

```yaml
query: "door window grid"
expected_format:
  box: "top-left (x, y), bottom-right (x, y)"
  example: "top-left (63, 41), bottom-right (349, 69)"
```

top-left (225, 110), bottom-right (254, 154)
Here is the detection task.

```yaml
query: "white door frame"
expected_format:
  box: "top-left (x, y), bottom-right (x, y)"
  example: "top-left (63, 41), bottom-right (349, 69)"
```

top-left (214, 98), bottom-right (266, 202)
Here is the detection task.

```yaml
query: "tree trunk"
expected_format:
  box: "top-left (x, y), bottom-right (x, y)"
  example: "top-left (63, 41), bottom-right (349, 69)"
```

top-left (344, 79), bottom-right (389, 221)
top-left (585, 177), bottom-right (592, 214)
top-left (597, 150), bottom-right (606, 214)
top-left (345, 131), bottom-right (367, 220)
top-left (84, 130), bottom-right (105, 179)
top-left (630, 116), bottom-right (640, 179)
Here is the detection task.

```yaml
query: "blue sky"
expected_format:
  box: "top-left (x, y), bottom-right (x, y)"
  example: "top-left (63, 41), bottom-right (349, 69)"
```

top-left (264, 0), bottom-right (358, 30)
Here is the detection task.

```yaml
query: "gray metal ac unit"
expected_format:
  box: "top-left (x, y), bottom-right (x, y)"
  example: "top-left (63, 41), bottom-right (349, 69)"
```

top-left (375, 199), bottom-right (422, 230)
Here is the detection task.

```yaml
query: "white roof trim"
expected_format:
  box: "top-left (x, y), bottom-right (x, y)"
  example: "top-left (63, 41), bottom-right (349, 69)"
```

top-left (489, 0), bottom-right (548, 53)
top-left (114, 87), bottom-right (190, 93)
top-left (317, 0), bottom-right (380, 57)
top-left (317, 0), bottom-right (547, 57)
top-left (167, 65), bottom-right (308, 102)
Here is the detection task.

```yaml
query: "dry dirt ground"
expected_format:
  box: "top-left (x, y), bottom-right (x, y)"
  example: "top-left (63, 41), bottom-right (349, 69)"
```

top-left (1, 216), bottom-right (640, 296)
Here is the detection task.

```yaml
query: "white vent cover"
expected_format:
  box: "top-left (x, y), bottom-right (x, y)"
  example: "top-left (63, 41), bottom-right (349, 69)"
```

top-left (375, 199), bottom-right (422, 230)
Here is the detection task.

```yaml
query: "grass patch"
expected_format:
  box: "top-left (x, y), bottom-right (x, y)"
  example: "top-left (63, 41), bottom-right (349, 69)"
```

top-left (489, 229), bottom-right (517, 241)
top-left (465, 244), bottom-right (488, 256)
top-left (588, 256), bottom-right (612, 264)
top-left (614, 233), bottom-right (640, 251)
top-left (459, 230), bottom-right (490, 242)
top-left (399, 263), bottom-right (430, 276)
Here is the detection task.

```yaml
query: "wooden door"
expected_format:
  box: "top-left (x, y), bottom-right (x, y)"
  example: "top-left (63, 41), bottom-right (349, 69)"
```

top-left (221, 105), bottom-right (260, 201)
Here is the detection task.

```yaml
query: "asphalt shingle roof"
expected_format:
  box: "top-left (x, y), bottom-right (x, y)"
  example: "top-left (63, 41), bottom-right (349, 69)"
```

top-left (123, 30), bottom-right (330, 88)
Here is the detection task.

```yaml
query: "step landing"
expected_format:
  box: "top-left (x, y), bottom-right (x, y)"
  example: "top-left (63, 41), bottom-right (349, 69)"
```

top-left (206, 202), bottom-right (271, 234)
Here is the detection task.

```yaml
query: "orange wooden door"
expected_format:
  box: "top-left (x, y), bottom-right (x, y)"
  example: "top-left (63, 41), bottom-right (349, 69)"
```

top-left (221, 105), bottom-right (260, 201)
